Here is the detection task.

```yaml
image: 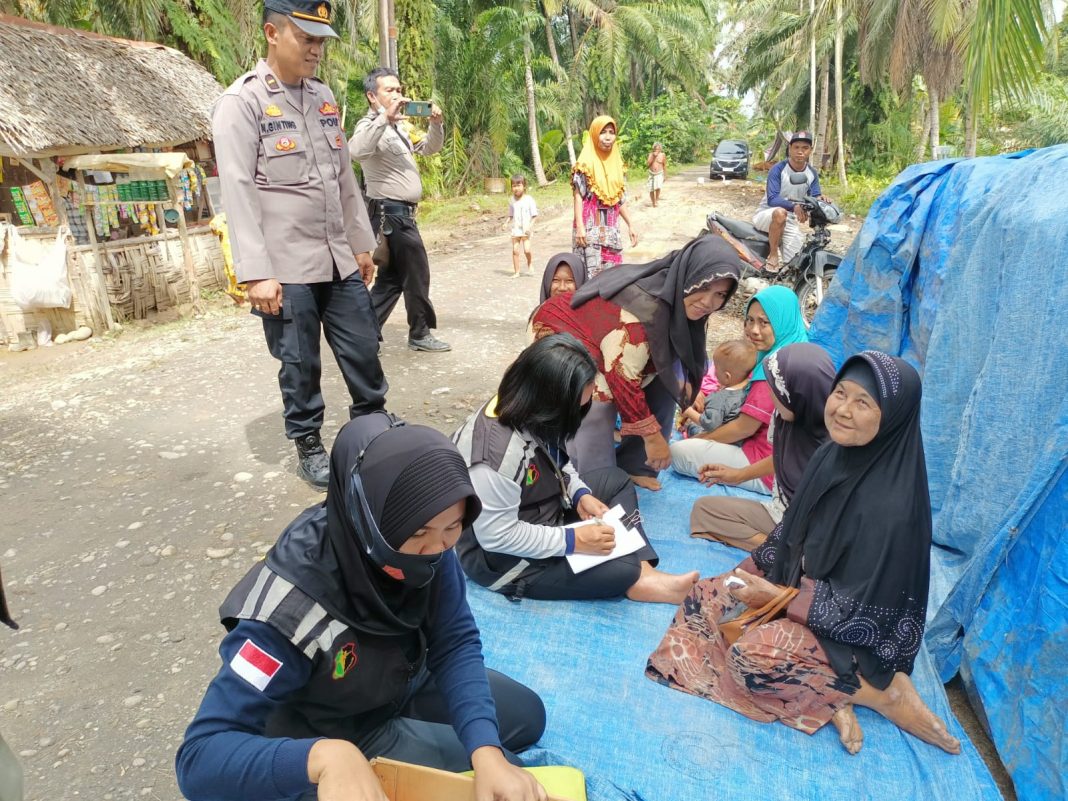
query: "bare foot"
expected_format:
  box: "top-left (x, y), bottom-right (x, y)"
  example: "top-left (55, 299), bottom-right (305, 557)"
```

top-left (857, 673), bottom-right (961, 754)
top-left (691, 531), bottom-right (767, 552)
top-left (629, 475), bottom-right (661, 491)
top-left (831, 704), bottom-right (864, 755)
top-left (626, 562), bottom-right (699, 604)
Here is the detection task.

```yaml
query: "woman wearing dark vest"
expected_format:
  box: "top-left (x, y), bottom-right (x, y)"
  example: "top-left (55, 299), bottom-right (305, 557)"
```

top-left (453, 334), bottom-right (698, 603)
top-left (176, 414), bottom-right (547, 801)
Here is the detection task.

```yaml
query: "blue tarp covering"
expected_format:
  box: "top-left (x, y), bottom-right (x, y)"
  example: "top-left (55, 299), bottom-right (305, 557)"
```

top-left (809, 145), bottom-right (1068, 801)
top-left (467, 474), bottom-right (1002, 801)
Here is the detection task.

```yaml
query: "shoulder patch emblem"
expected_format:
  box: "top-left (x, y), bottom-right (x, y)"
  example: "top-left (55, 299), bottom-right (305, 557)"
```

top-left (230, 639), bottom-right (282, 691)
top-left (333, 642), bottom-right (358, 679)
top-left (319, 101), bottom-right (338, 116)
top-left (275, 137), bottom-right (297, 152)
top-left (525, 464), bottom-right (540, 485)
top-left (265, 104), bottom-right (283, 117)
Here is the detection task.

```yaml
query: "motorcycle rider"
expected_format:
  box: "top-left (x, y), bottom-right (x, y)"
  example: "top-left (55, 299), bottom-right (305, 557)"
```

top-left (753, 131), bottom-right (829, 272)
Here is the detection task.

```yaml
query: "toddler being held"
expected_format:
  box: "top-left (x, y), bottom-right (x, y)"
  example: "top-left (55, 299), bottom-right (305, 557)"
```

top-left (681, 339), bottom-right (758, 438)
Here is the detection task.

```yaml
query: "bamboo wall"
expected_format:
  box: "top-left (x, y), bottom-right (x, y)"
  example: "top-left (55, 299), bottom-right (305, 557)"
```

top-left (0, 226), bottom-right (225, 344)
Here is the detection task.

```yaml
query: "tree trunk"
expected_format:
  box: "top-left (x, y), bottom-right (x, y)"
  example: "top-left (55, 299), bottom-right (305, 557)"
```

top-left (524, 38), bottom-right (549, 186)
top-left (915, 99), bottom-right (930, 160)
top-left (929, 86), bottom-right (940, 158)
top-left (543, 8), bottom-right (559, 66)
top-left (567, 2), bottom-right (580, 58)
top-left (813, 55), bottom-right (830, 170)
top-left (834, 0), bottom-right (846, 186)
top-left (544, 6), bottom-right (576, 165)
top-left (964, 101), bottom-right (977, 158)
top-left (809, 0), bottom-right (816, 131)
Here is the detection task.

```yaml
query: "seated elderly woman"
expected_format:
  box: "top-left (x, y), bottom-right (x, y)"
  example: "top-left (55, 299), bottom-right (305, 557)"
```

top-left (647, 351), bottom-right (961, 756)
top-left (453, 334), bottom-right (698, 604)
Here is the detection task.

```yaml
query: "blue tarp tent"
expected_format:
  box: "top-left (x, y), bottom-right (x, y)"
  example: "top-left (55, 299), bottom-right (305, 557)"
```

top-left (809, 144), bottom-right (1068, 801)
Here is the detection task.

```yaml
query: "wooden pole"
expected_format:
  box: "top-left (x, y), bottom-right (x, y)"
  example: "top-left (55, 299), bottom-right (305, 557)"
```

top-left (75, 169), bottom-right (117, 333)
top-left (809, 0), bottom-right (816, 132)
top-left (378, 0), bottom-right (389, 67)
top-left (834, 0), bottom-right (847, 186)
top-left (388, 0), bottom-right (397, 71)
top-left (167, 176), bottom-right (202, 314)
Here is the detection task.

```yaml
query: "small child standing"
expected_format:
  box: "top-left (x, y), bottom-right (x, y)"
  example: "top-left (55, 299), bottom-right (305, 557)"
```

top-left (680, 339), bottom-right (759, 438)
top-left (508, 174), bottom-right (538, 278)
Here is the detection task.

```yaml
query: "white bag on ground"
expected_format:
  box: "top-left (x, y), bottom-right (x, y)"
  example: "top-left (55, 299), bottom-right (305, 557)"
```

top-left (8, 227), bottom-right (72, 311)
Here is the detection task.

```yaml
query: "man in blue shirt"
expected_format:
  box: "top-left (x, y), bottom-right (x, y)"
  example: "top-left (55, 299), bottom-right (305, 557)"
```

top-left (753, 131), bottom-right (826, 271)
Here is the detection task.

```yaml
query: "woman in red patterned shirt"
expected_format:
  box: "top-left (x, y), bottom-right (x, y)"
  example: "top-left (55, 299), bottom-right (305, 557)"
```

top-left (532, 236), bottom-right (743, 491)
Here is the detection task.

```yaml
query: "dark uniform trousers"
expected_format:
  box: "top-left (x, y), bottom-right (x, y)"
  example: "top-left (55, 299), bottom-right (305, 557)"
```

top-left (258, 273), bottom-right (387, 440)
top-left (462, 466), bottom-right (659, 602)
top-left (369, 203), bottom-right (437, 340)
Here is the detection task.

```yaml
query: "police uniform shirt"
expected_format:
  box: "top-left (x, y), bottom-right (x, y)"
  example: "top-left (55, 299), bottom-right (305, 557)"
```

top-left (349, 110), bottom-right (444, 204)
top-left (212, 59), bottom-right (376, 284)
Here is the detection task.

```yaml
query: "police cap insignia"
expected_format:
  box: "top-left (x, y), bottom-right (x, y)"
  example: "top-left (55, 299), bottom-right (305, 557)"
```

top-left (317, 3), bottom-right (329, 19)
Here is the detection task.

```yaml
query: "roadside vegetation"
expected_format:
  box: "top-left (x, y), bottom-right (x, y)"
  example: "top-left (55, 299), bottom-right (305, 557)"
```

top-left (3, 1), bottom-right (1065, 217)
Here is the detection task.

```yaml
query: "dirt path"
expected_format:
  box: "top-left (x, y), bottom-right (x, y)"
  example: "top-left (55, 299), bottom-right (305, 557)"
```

top-left (6, 168), bottom-right (1002, 801)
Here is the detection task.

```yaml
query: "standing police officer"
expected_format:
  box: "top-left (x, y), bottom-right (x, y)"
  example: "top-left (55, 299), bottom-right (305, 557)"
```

top-left (350, 68), bottom-right (451, 353)
top-left (212, 1), bottom-right (388, 490)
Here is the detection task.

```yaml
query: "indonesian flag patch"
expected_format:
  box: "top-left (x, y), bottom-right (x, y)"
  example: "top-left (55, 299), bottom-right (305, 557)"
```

top-left (230, 639), bottom-right (282, 691)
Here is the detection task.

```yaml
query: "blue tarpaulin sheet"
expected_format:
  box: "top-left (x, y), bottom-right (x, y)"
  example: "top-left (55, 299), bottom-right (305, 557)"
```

top-left (467, 473), bottom-right (1002, 801)
top-left (808, 145), bottom-right (1068, 801)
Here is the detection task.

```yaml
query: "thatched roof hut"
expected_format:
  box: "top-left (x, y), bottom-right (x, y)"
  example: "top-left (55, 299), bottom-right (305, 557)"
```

top-left (0, 15), bottom-right (224, 158)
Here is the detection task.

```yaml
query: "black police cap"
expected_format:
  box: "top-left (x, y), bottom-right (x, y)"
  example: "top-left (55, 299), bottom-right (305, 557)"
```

top-left (265, 0), bottom-right (339, 39)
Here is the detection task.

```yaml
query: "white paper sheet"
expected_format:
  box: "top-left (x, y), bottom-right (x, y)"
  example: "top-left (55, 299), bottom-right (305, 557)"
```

top-left (565, 504), bottom-right (645, 574)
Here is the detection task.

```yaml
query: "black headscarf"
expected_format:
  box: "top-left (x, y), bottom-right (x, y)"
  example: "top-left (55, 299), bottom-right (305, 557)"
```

top-left (763, 342), bottom-right (836, 502)
top-left (570, 235), bottom-right (742, 406)
top-left (267, 413), bottom-right (482, 635)
top-left (764, 351), bottom-right (931, 690)
top-left (539, 252), bottom-right (588, 303)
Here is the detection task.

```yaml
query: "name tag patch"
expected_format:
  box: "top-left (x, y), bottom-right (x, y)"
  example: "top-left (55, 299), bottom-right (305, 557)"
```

top-left (261, 119), bottom-right (298, 135)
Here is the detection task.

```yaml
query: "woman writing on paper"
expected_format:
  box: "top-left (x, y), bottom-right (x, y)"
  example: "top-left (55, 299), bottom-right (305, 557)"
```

top-left (453, 334), bottom-right (698, 603)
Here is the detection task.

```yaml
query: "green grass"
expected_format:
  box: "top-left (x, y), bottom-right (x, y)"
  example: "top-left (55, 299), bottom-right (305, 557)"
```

top-left (820, 172), bottom-right (897, 217)
top-left (418, 181), bottom-right (575, 229)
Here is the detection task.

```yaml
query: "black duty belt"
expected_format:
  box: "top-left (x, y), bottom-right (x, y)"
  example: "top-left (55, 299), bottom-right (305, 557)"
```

top-left (379, 200), bottom-right (416, 218)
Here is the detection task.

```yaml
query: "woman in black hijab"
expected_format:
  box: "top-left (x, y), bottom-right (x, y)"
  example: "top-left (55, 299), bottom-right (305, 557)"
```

top-left (689, 342), bottom-right (836, 551)
top-left (648, 352), bottom-right (961, 756)
top-left (177, 414), bottom-right (548, 801)
top-left (531, 235), bottom-right (743, 490)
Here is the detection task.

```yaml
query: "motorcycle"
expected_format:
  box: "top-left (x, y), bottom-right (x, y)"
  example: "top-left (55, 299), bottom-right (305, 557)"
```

top-left (705, 195), bottom-right (844, 323)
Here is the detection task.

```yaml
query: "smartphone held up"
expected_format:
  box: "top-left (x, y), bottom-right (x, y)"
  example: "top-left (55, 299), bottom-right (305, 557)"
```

top-left (403, 100), bottom-right (433, 117)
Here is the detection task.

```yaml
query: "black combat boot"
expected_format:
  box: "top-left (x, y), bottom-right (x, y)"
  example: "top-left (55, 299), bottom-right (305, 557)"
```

top-left (294, 432), bottom-right (329, 490)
